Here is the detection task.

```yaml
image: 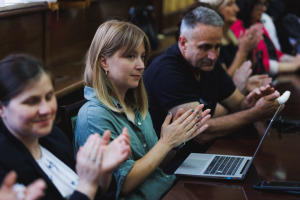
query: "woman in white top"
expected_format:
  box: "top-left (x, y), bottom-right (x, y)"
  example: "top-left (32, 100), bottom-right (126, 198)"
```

top-left (0, 54), bottom-right (131, 200)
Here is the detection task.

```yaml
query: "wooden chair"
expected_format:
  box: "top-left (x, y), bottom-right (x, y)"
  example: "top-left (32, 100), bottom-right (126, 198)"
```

top-left (59, 99), bottom-right (87, 143)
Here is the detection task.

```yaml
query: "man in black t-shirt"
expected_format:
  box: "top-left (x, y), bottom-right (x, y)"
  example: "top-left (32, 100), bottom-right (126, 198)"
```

top-left (144, 44), bottom-right (235, 136)
top-left (144, 6), bottom-right (281, 144)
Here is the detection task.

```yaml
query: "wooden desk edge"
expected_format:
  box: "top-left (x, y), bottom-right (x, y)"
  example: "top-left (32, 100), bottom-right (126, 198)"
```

top-left (0, 2), bottom-right (49, 18)
top-left (55, 80), bottom-right (84, 98)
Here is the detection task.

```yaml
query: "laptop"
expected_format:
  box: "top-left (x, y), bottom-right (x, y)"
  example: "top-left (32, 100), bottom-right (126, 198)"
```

top-left (174, 91), bottom-right (290, 180)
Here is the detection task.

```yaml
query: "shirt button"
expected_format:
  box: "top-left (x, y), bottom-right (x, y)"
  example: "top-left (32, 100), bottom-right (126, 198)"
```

top-left (143, 143), bottom-right (147, 148)
top-left (137, 122), bottom-right (141, 126)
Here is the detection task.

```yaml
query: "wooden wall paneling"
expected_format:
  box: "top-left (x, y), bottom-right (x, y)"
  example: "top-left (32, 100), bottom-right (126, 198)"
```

top-left (1, 0), bottom-right (151, 99)
top-left (45, 0), bottom-right (150, 98)
top-left (161, 0), bottom-right (194, 33)
top-left (45, 8), bottom-right (88, 98)
top-left (0, 11), bottom-right (45, 61)
top-left (153, 0), bottom-right (163, 33)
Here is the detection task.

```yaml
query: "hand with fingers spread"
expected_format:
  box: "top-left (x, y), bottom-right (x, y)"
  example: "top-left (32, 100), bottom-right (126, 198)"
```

top-left (0, 171), bottom-right (46, 200)
top-left (96, 128), bottom-right (131, 193)
top-left (101, 128), bottom-right (131, 174)
top-left (246, 74), bottom-right (272, 93)
top-left (233, 61), bottom-right (273, 94)
top-left (250, 91), bottom-right (282, 119)
top-left (75, 130), bottom-right (131, 198)
top-left (233, 60), bottom-right (252, 93)
top-left (238, 23), bottom-right (263, 54)
top-left (76, 134), bottom-right (104, 200)
top-left (243, 84), bottom-right (280, 119)
top-left (244, 85), bottom-right (278, 109)
top-left (160, 104), bottom-right (210, 149)
top-left (117, 104), bottom-right (210, 195)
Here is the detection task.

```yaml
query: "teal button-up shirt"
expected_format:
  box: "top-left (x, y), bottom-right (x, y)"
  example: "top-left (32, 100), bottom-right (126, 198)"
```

top-left (74, 86), bottom-right (176, 200)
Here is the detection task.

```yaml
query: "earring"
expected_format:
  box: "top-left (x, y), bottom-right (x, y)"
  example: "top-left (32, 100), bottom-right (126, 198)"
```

top-left (105, 70), bottom-right (108, 75)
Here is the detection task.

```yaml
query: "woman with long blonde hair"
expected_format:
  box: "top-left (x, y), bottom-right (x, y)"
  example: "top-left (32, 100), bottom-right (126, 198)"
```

top-left (74, 20), bottom-right (210, 200)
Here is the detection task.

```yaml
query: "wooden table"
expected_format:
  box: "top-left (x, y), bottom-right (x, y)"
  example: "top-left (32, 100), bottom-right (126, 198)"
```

top-left (162, 73), bottom-right (300, 200)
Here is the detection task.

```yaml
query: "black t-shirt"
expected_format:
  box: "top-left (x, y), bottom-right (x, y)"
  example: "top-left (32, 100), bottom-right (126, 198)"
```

top-left (143, 44), bottom-right (236, 135)
top-left (219, 42), bottom-right (238, 69)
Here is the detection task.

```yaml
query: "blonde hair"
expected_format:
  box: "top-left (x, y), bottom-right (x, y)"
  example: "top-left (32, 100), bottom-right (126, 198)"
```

top-left (84, 20), bottom-right (151, 118)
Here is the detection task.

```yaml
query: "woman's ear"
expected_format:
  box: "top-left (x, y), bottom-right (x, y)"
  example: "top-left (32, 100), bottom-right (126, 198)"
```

top-left (99, 55), bottom-right (108, 71)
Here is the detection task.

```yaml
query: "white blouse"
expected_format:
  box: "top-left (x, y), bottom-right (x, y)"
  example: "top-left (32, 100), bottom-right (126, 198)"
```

top-left (36, 146), bottom-right (78, 198)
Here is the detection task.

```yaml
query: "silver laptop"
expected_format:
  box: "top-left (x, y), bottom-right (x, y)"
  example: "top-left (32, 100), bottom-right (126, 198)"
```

top-left (175, 91), bottom-right (290, 180)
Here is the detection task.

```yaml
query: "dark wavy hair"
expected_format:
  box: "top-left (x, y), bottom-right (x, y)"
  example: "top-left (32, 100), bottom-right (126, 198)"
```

top-left (236, 0), bottom-right (260, 28)
top-left (0, 54), bottom-right (53, 106)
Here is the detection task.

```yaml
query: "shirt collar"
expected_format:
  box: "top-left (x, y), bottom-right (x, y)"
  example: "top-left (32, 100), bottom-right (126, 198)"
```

top-left (84, 86), bottom-right (124, 110)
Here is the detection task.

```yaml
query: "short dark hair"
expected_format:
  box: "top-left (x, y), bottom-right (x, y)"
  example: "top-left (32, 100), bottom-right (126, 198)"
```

top-left (175, 2), bottom-right (213, 40)
top-left (0, 54), bottom-right (53, 105)
top-left (236, 0), bottom-right (260, 28)
top-left (180, 6), bottom-right (224, 36)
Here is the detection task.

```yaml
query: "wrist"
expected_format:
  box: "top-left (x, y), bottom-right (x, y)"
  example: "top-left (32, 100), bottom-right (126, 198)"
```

top-left (98, 173), bottom-right (112, 194)
top-left (172, 142), bottom-right (186, 152)
top-left (246, 106), bottom-right (263, 121)
top-left (236, 48), bottom-right (248, 58)
top-left (76, 181), bottom-right (98, 200)
top-left (157, 139), bottom-right (173, 152)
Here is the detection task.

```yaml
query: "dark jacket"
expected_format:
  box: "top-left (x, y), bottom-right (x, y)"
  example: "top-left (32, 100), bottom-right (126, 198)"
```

top-left (0, 123), bottom-right (90, 200)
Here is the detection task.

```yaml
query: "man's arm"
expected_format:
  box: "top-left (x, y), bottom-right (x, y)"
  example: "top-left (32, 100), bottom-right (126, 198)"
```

top-left (169, 88), bottom-right (280, 144)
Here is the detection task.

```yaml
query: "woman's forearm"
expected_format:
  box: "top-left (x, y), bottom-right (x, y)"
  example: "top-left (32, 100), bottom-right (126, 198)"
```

top-left (121, 140), bottom-right (171, 194)
top-left (226, 49), bottom-right (248, 77)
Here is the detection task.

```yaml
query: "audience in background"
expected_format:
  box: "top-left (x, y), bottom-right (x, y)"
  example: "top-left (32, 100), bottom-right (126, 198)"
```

top-left (199, 0), bottom-right (261, 75)
top-left (261, 12), bottom-right (281, 51)
top-left (198, 0), bottom-right (272, 94)
top-left (234, 0), bottom-right (300, 76)
top-left (144, 6), bottom-right (281, 148)
top-left (0, 54), bottom-right (131, 200)
top-left (74, 20), bottom-right (210, 200)
top-left (265, 0), bottom-right (293, 54)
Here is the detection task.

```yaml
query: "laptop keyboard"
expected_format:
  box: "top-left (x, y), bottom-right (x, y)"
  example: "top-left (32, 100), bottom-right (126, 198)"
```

top-left (204, 156), bottom-right (244, 175)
